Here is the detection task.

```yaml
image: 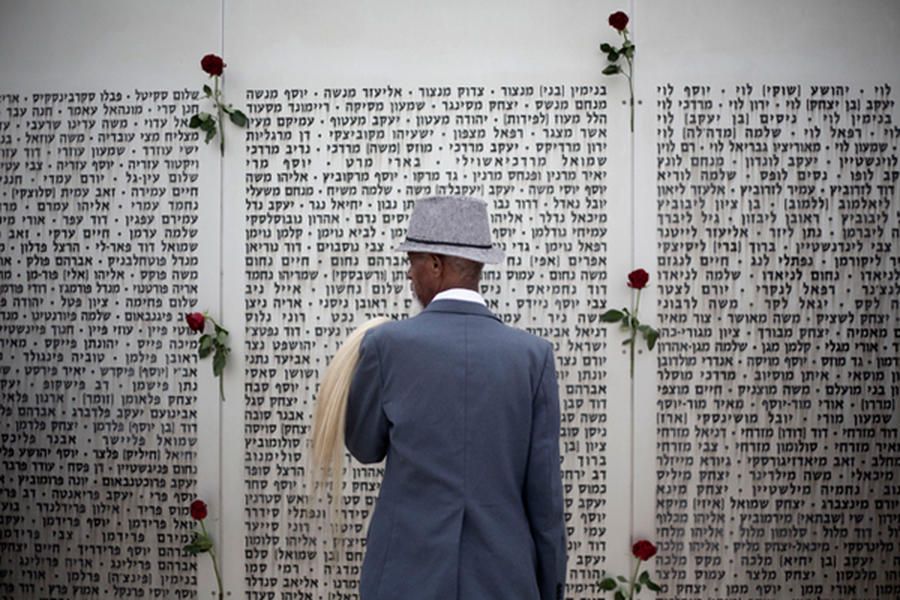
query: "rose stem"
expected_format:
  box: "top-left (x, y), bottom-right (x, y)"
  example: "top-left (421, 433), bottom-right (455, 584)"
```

top-left (215, 76), bottom-right (224, 156)
top-left (627, 557), bottom-right (642, 599)
top-left (631, 287), bottom-right (641, 377)
top-left (200, 519), bottom-right (224, 598)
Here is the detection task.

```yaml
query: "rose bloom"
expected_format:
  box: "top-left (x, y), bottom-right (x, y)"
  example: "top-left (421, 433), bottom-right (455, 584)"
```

top-left (186, 312), bottom-right (205, 332)
top-left (632, 539), bottom-right (657, 561)
top-left (190, 499), bottom-right (208, 521)
top-left (608, 11), bottom-right (629, 31)
top-left (201, 54), bottom-right (225, 76)
top-left (627, 268), bottom-right (649, 289)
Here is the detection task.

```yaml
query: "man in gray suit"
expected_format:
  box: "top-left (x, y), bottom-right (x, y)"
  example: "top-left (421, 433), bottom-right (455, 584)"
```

top-left (345, 195), bottom-right (567, 600)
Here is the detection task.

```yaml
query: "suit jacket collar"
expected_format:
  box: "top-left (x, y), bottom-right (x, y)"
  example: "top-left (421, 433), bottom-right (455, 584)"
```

top-left (423, 299), bottom-right (501, 322)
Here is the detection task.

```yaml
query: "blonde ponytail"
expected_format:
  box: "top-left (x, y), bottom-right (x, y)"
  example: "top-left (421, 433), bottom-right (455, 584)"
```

top-left (311, 317), bottom-right (391, 504)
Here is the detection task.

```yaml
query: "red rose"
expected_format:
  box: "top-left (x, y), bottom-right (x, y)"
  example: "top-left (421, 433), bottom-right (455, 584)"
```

top-left (632, 540), bottom-right (657, 561)
top-left (627, 269), bottom-right (649, 289)
top-left (190, 499), bottom-right (208, 521)
top-left (201, 54), bottom-right (225, 76)
top-left (186, 312), bottom-right (205, 332)
top-left (608, 11), bottom-right (629, 31)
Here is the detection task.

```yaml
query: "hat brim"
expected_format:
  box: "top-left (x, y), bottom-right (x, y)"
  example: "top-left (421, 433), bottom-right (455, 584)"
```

top-left (394, 240), bottom-right (505, 264)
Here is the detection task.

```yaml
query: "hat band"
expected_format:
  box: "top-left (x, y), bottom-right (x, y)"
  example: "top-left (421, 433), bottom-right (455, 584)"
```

top-left (405, 236), bottom-right (493, 250)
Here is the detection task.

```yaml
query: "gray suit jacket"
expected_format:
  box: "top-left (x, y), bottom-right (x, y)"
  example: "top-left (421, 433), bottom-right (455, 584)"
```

top-left (345, 299), bottom-right (567, 600)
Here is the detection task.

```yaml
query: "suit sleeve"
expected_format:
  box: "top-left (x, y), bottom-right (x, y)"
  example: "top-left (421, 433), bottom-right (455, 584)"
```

top-left (524, 343), bottom-right (567, 600)
top-left (344, 330), bottom-right (389, 464)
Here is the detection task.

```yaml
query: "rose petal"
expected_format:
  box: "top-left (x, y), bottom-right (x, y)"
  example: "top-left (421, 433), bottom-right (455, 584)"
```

top-left (190, 499), bottom-right (208, 521)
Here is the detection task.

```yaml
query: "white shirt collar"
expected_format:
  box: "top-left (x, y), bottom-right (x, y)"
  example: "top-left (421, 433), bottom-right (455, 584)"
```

top-left (431, 288), bottom-right (487, 306)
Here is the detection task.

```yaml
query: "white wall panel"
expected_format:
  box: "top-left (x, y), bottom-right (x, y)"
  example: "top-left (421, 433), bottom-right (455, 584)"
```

top-left (0, 1), bottom-right (898, 599)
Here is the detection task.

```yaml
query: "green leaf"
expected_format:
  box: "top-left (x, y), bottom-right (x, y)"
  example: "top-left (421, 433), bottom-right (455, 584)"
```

top-left (213, 348), bottom-right (227, 377)
top-left (183, 540), bottom-right (211, 555)
top-left (204, 126), bottom-right (217, 144)
top-left (616, 576), bottom-right (626, 582)
top-left (602, 65), bottom-right (620, 76)
top-left (635, 583), bottom-right (642, 593)
top-left (195, 536), bottom-right (213, 551)
top-left (215, 323), bottom-right (229, 336)
top-left (607, 49), bottom-right (620, 61)
top-left (183, 532), bottom-right (213, 555)
top-left (622, 337), bottom-right (633, 345)
top-left (229, 109), bottom-right (249, 127)
top-left (203, 84), bottom-right (212, 97)
top-left (599, 309), bottom-right (625, 322)
top-left (639, 571), bottom-right (650, 583)
top-left (188, 114), bottom-right (202, 128)
top-left (215, 330), bottom-right (228, 346)
top-left (600, 43), bottom-right (613, 53)
top-left (197, 112), bottom-right (212, 122)
top-left (198, 334), bottom-right (214, 358)
top-left (630, 316), bottom-right (639, 329)
top-left (647, 580), bottom-right (662, 592)
top-left (614, 591), bottom-right (626, 600)
top-left (622, 45), bottom-right (635, 58)
top-left (646, 328), bottom-right (659, 350)
top-left (600, 578), bottom-right (617, 591)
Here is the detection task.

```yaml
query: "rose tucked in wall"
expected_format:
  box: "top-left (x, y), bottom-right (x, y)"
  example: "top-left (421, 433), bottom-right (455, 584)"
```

top-left (184, 499), bottom-right (224, 599)
top-left (186, 311), bottom-right (230, 402)
top-left (201, 54), bottom-right (225, 77)
top-left (601, 540), bottom-right (661, 599)
top-left (188, 53), bottom-right (248, 155)
top-left (601, 11), bottom-right (636, 130)
top-left (600, 268), bottom-right (659, 377)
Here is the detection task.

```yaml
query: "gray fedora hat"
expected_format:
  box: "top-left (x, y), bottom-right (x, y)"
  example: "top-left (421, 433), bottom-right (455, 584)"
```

top-left (394, 196), bottom-right (505, 264)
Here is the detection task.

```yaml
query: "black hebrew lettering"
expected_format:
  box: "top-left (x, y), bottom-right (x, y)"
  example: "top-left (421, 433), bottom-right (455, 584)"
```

top-left (655, 82), bottom-right (900, 599)
top-left (0, 88), bottom-right (202, 598)
top-left (242, 84), bottom-right (609, 598)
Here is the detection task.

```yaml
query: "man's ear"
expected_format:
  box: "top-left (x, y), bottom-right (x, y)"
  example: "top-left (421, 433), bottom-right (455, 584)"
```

top-left (428, 253), bottom-right (443, 274)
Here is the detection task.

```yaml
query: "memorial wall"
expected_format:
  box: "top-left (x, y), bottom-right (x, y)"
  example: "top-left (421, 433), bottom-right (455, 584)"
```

top-left (1, 1), bottom-right (898, 599)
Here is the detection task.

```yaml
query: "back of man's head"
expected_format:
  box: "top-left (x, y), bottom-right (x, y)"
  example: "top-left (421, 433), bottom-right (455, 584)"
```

top-left (442, 255), bottom-right (483, 285)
